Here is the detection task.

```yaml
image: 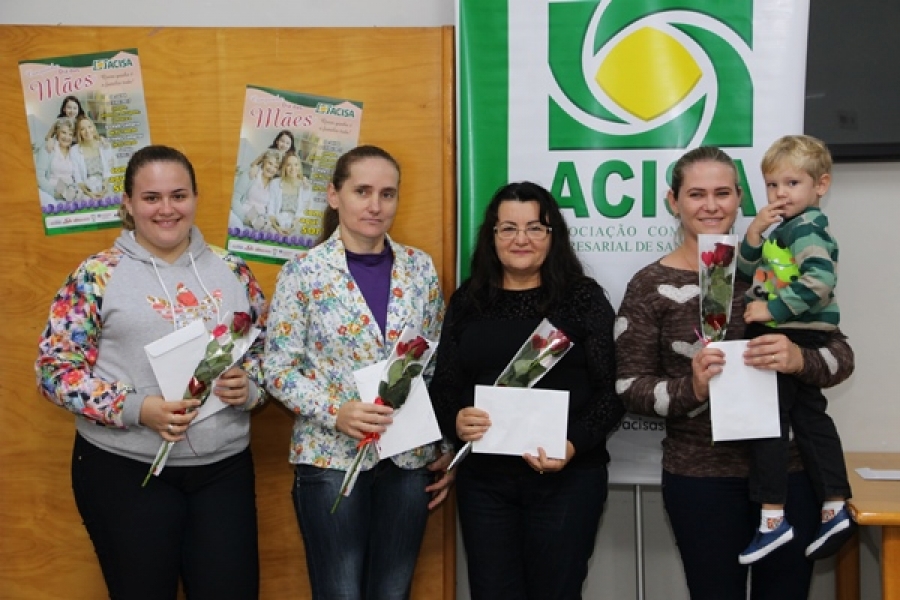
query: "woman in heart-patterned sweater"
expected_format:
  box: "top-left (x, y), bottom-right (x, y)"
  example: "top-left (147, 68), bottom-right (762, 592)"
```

top-left (614, 146), bottom-right (854, 600)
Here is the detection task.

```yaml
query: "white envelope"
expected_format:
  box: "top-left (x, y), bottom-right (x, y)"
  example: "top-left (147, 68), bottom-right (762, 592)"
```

top-left (708, 340), bottom-right (780, 441)
top-left (472, 385), bottom-right (569, 459)
top-left (144, 319), bottom-right (208, 402)
top-left (144, 320), bottom-right (261, 424)
top-left (354, 360), bottom-right (442, 460)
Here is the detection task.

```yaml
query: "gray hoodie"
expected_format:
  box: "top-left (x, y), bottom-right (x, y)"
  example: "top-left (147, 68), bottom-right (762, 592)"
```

top-left (37, 227), bottom-right (266, 466)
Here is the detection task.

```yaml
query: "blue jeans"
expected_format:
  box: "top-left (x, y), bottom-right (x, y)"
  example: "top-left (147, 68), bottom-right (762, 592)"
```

top-left (456, 464), bottom-right (609, 600)
top-left (71, 433), bottom-right (259, 600)
top-left (291, 461), bottom-right (431, 600)
top-left (663, 469), bottom-right (820, 600)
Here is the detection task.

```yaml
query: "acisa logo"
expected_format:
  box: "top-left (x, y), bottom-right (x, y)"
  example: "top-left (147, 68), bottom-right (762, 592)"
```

top-left (315, 103), bottom-right (356, 118)
top-left (92, 57), bottom-right (134, 71)
top-left (548, 0), bottom-right (753, 151)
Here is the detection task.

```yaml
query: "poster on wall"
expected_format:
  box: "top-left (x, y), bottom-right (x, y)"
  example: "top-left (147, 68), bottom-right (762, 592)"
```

top-left (227, 85), bottom-right (363, 264)
top-left (19, 48), bottom-right (151, 236)
top-left (458, 0), bottom-right (810, 485)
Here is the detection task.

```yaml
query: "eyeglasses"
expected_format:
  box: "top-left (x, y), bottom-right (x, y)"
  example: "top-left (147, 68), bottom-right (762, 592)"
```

top-left (493, 224), bottom-right (552, 241)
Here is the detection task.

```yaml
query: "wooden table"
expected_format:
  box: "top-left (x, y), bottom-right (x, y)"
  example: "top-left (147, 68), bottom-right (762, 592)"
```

top-left (835, 452), bottom-right (900, 600)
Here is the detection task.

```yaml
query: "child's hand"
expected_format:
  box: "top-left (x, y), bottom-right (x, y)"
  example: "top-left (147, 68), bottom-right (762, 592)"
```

top-left (745, 201), bottom-right (786, 245)
top-left (744, 300), bottom-right (772, 324)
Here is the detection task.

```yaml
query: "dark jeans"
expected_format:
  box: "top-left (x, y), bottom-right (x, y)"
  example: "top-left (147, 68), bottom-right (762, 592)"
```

top-left (71, 433), bottom-right (259, 600)
top-left (291, 461), bottom-right (431, 600)
top-left (456, 464), bottom-right (609, 600)
top-left (745, 323), bottom-right (851, 504)
top-left (663, 470), bottom-right (820, 600)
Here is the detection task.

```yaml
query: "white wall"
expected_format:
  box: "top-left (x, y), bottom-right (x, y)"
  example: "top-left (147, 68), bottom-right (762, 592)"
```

top-left (1, 0), bottom-right (455, 27)
top-left (6, 2), bottom-right (894, 599)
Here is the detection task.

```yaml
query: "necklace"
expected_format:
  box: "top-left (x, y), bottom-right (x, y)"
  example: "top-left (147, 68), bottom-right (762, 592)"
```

top-left (674, 245), bottom-right (699, 272)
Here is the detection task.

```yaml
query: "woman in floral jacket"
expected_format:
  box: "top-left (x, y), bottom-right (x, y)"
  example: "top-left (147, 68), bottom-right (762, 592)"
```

top-left (264, 145), bottom-right (452, 600)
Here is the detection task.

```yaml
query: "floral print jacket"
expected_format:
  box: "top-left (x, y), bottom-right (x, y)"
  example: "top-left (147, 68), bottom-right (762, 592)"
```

top-left (264, 231), bottom-right (445, 471)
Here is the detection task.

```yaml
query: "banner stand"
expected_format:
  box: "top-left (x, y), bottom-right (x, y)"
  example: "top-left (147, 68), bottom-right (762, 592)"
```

top-left (634, 485), bottom-right (646, 600)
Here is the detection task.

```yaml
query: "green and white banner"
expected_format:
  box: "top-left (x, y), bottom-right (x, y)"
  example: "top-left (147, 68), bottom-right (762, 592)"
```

top-left (458, 0), bottom-right (810, 484)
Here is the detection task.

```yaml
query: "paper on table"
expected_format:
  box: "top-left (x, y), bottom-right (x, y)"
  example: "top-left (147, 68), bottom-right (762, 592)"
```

top-left (708, 340), bottom-right (780, 442)
top-left (472, 385), bottom-right (569, 459)
top-left (856, 467), bottom-right (900, 481)
top-left (353, 360), bottom-right (442, 460)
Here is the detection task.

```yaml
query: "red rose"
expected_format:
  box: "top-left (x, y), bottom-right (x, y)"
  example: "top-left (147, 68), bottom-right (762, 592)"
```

top-left (547, 329), bottom-right (571, 355)
top-left (531, 334), bottom-right (548, 350)
top-left (712, 243), bottom-right (735, 267)
top-left (704, 313), bottom-right (727, 331)
top-left (232, 312), bottom-right (252, 336)
top-left (188, 377), bottom-right (207, 399)
top-left (406, 336), bottom-right (430, 360)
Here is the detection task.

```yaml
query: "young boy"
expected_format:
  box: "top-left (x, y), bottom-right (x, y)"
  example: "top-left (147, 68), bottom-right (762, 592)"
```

top-left (735, 134), bottom-right (854, 565)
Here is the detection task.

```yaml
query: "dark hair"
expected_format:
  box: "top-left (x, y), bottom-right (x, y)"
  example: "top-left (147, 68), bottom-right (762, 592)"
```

top-left (270, 130), bottom-right (296, 154)
top-left (316, 207), bottom-right (341, 245)
top-left (466, 181), bottom-right (587, 313)
top-left (57, 96), bottom-right (85, 119)
top-left (119, 145), bottom-right (198, 230)
top-left (669, 146), bottom-right (739, 197)
top-left (332, 145), bottom-right (400, 190)
top-left (315, 145), bottom-right (401, 245)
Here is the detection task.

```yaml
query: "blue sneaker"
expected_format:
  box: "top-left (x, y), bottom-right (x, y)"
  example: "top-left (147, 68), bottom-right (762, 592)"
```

top-left (739, 519), bottom-right (794, 565)
top-left (805, 505), bottom-right (857, 560)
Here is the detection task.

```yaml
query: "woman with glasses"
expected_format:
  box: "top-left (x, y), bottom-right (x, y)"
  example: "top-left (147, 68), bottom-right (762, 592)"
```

top-left (429, 181), bottom-right (624, 599)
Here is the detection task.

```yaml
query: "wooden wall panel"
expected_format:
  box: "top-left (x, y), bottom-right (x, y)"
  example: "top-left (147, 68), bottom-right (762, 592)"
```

top-left (0, 25), bottom-right (455, 599)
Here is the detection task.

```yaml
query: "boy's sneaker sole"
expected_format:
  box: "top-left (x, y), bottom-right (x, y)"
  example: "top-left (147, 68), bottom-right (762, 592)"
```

top-left (806, 508), bottom-right (857, 560)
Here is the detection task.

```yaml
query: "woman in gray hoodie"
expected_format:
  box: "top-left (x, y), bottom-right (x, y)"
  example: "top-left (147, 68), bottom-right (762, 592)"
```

top-left (36, 145), bottom-right (267, 600)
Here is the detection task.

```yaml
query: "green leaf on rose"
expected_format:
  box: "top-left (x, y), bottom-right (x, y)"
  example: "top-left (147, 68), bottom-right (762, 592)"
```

top-left (379, 375), bottom-right (412, 409)
top-left (405, 364), bottom-right (424, 379)
top-left (387, 358), bottom-right (406, 384)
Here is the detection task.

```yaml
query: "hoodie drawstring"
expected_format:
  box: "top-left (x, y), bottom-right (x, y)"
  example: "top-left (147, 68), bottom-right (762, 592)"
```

top-left (151, 258), bottom-right (180, 332)
top-left (190, 252), bottom-right (222, 325)
top-left (150, 252), bottom-right (222, 330)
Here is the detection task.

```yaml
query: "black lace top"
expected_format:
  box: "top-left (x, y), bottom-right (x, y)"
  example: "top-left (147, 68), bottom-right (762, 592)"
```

top-left (429, 277), bottom-right (624, 473)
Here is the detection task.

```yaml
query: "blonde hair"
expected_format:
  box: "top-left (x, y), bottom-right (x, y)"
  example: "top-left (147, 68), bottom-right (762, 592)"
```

top-left (761, 134), bottom-right (833, 181)
top-left (279, 152), bottom-right (301, 179)
top-left (74, 115), bottom-right (99, 146)
top-left (669, 146), bottom-right (739, 197)
top-left (260, 149), bottom-right (282, 171)
top-left (48, 117), bottom-right (75, 140)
